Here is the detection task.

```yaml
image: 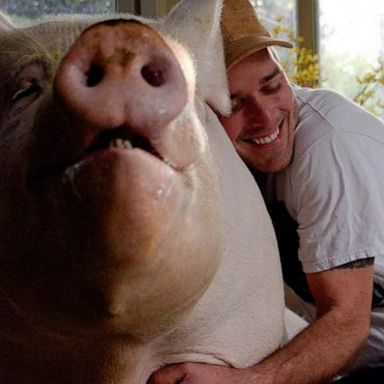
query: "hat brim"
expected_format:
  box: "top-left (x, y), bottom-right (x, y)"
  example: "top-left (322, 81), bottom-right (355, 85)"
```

top-left (225, 36), bottom-right (293, 69)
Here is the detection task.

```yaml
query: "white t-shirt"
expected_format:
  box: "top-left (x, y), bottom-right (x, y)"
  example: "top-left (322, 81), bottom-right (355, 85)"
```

top-left (264, 87), bottom-right (384, 370)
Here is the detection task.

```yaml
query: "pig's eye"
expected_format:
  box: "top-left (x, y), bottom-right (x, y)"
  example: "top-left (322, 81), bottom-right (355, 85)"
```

top-left (12, 81), bottom-right (42, 103)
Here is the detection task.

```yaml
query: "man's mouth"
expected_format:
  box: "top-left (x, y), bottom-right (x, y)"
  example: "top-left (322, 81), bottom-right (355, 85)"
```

top-left (245, 120), bottom-right (284, 146)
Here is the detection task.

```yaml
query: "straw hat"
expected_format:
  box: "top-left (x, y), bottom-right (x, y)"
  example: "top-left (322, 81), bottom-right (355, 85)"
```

top-left (221, 0), bottom-right (293, 69)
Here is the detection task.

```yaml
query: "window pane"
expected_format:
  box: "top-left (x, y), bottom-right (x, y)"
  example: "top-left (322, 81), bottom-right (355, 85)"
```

top-left (252, 0), bottom-right (296, 65)
top-left (1, 0), bottom-right (115, 19)
top-left (253, 0), bottom-right (296, 35)
top-left (319, 0), bottom-right (384, 114)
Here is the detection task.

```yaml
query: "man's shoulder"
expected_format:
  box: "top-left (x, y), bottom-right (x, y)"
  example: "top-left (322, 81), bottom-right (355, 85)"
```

top-left (295, 87), bottom-right (358, 129)
top-left (294, 86), bottom-right (345, 105)
top-left (291, 88), bottom-right (336, 162)
top-left (294, 86), bottom-right (384, 133)
top-left (293, 86), bottom-right (384, 161)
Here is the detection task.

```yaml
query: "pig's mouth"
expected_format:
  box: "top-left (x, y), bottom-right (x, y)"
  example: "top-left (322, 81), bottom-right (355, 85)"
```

top-left (28, 126), bottom-right (164, 188)
top-left (84, 126), bottom-right (161, 159)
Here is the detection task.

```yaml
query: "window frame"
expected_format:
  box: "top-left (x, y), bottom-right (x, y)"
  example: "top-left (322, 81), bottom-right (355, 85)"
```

top-left (116, 0), bottom-right (320, 56)
top-left (296, 0), bottom-right (319, 55)
top-left (116, 0), bottom-right (138, 13)
top-left (116, 0), bottom-right (179, 17)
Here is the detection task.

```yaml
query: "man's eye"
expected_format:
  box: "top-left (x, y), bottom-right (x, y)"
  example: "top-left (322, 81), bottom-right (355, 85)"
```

top-left (230, 96), bottom-right (245, 113)
top-left (12, 82), bottom-right (41, 103)
top-left (261, 83), bottom-right (282, 95)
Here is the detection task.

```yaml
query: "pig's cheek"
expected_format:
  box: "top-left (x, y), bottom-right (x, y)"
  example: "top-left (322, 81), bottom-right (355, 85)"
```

top-left (62, 148), bottom-right (190, 264)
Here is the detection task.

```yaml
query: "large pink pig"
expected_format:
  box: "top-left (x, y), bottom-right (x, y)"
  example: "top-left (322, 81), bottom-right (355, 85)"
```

top-left (0, 1), bottom-right (305, 383)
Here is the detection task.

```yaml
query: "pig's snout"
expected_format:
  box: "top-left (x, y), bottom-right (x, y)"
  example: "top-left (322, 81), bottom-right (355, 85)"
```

top-left (54, 20), bottom-right (188, 135)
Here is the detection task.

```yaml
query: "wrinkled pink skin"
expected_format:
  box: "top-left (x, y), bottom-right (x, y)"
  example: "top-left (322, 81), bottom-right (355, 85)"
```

top-left (0, 17), bottom-right (220, 383)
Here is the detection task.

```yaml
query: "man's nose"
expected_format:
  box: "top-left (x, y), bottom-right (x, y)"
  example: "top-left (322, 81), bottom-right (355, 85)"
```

top-left (247, 99), bottom-right (274, 128)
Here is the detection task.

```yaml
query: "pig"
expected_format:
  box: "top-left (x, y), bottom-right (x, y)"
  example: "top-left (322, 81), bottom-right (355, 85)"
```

top-left (0, 0), bottom-right (306, 383)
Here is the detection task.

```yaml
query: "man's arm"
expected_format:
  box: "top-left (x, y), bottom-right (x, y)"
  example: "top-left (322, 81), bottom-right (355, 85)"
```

top-left (149, 259), bottom-right (374, 384)
top-left (249, 258), bottom-right (374, 383)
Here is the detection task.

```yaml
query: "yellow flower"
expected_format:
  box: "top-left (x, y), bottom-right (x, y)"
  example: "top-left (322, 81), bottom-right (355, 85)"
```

top-left (272, 17), bottom-right (383, 116)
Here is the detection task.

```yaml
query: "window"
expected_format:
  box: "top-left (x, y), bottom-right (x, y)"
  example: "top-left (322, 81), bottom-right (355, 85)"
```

top-left (254, 0), bottom-right (383, 116)
top-left (253, 0), bottom-right (296, 35)
top-left (319, 0), bottom-right (384, 108)
top-left (1, 1), bottom-right (181, 19)
top-left (252, 0), bottom-right (297, 66)
top-left (3, 0), bottom-right (382, 115)
top-left (2, 0), bottom-right (115, 19)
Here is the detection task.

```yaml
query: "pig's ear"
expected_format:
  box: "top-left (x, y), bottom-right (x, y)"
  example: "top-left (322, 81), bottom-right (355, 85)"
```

top-left (0, 11), bottom-right (15, 32)
top-left (163, 0), bottom-right (231, 115)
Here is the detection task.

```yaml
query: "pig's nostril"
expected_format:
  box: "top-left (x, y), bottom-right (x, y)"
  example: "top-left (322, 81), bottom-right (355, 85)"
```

top-left (141, 64), bottom-right (166, 87)
top-left (86, 63), bottom-right (104, 87)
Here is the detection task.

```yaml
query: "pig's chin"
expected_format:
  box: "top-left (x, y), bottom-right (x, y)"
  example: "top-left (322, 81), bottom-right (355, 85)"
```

top-left (62, 144), bottom-right (184, 216)
top-left (59, 144), bottom-right (192, 264)
top-left (22, 142), bottom-right (220, 339)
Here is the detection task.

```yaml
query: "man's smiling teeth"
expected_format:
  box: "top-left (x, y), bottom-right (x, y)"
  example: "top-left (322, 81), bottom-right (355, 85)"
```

top-left (252, 127), bottom-right (280, 145)
top-left (109, 138), bottom-right (133, 149)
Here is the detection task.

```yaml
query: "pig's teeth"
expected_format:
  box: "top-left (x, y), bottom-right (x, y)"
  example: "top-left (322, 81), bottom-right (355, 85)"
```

top-left (110, 138), bottom-right (122, 149)
top-left (109, 138), bottom-right (132, 149)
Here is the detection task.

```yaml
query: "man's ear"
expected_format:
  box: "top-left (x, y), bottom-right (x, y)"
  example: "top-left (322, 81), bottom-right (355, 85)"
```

top-left (162, 0), bottom-right (231, 116)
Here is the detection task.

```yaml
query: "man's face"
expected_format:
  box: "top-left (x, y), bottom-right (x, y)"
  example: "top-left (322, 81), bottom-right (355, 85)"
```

top-left (219, 48), bottom-right (299, 173)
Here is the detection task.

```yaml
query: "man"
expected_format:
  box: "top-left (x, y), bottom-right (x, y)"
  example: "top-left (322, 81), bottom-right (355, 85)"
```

top-left (150, 0), bottom-right (384, 383)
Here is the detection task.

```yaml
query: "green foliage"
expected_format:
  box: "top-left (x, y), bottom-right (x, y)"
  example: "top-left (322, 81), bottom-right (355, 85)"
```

top-left (272, 17), bottom-right (320, 89)
top-left (272, 16), bottom-right (384, 117)
top-left (352, 59), bottom-right (384, 115)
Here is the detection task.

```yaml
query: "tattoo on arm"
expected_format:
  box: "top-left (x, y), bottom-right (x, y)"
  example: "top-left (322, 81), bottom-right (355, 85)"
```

top-left (334, 257), bottom-right (374, 270)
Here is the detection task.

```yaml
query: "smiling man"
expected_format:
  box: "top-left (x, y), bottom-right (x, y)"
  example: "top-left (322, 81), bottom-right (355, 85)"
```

top-left (150, 0), bottom-right (384, 383)
top-left (221, 48), bottom-right (298, 173)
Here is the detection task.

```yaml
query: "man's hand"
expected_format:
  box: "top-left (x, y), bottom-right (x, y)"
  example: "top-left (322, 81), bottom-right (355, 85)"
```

top-left (149, 362), bottom-right (259, 384)
top-left (149, 260), bottom-right (374, 384)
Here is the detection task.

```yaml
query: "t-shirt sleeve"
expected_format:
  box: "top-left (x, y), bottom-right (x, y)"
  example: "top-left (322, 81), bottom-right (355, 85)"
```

top-left (289, 131), bottom-right (384, 273)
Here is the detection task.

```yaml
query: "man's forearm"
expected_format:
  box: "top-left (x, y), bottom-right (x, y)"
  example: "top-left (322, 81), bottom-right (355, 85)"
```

top-left (250, 309), bottom-right (370, 384)
top-left (148, 311), bottom-right (369, 384)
